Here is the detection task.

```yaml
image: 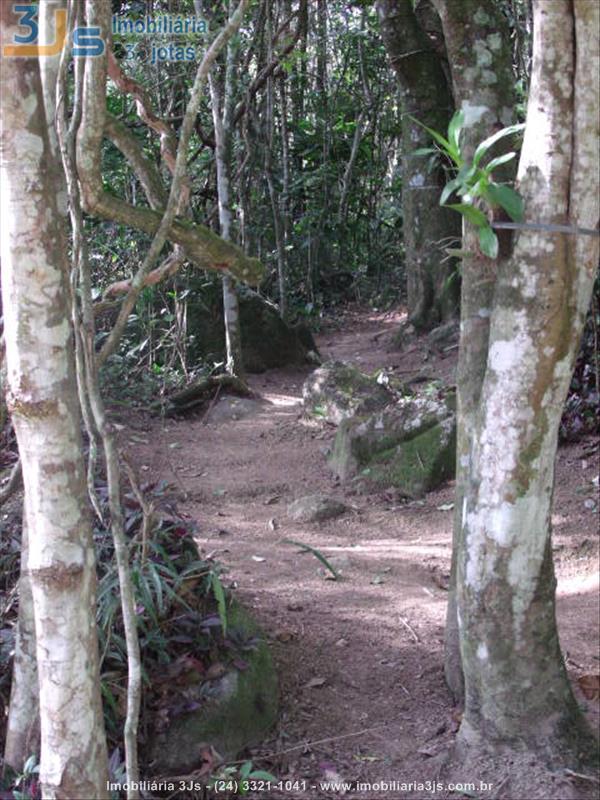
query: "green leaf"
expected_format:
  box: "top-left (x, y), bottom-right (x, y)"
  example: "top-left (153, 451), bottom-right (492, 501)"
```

top-left (282, 539), bottom-right (341, 580)
top-left (440, 177), bottom-right (463, 205)
top-left (455, 163), bottom-right (478, 187)
top-left (147, 562), bottom-right (165, 617)
top-left (412, 147), bottom-right (438, 156)
top-left (473, 123), bottom-right (525, 167)
top-left (446, 203), bottom-right (489, 227)
top-left (100, 680), bottom-right (120, 718)
top-left (483, 151), bottom-right (517, 174)
top-left (210, 572), bottom-right (228, 636)
top-left (470, 176), bottom-right (488, 199)
top-left (447, 110), bottom-right (465, 153)
top-left (239, 761), bottom-right (253, 780)
top-left (485, 183), bottom-right (525, 222)
top-left (479, 225), bottom-right (499, 258)
top-left (408, 115), bottom-right (462, 165)
top-left (249, 770), bottom-right (278, 781)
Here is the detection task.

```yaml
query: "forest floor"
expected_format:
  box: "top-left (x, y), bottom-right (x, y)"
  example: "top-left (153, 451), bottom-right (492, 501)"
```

top-left (124, 307), bottom-right (599, 800)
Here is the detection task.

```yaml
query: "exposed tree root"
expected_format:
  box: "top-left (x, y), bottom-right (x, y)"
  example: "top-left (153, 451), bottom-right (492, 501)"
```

top-left (167, 374), bottom-right (253, 415)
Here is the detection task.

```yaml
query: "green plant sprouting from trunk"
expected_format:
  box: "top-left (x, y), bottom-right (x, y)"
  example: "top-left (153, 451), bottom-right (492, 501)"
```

top-left (413, 111), bottom-right (525, 258)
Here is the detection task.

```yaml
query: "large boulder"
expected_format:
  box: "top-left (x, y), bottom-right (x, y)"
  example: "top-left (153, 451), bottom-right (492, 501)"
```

top-left (303, 361), bottom-right (394, 425)
top-left (329, 394), bottom-right (456, 496)
top-left (187, 287), bottom-right (317, 373)
top-left (149, 604), bottom-right (278, 774)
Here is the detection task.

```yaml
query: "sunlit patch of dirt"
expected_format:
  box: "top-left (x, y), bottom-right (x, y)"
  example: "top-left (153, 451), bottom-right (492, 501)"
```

top-left (124, 306), bottom-right (599, 799)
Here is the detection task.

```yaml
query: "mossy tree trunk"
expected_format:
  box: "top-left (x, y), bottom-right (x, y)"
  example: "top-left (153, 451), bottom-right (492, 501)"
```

top-left (449, 0), bottom-right (599, 762)
top-left (431, 0), bottom-right (521, 703)
top-left (376, 0), bottom-right (460, 330)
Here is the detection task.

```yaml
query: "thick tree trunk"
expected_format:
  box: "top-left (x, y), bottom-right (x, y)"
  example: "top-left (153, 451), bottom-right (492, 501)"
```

top-left (0, 8), bottom-right (110, 795)
top-left (456, 0), bottom-right (599, 762)
top-left (376, 0), bottom-right (460, 329)
top-left (431, 0), bottom-right (521, 702)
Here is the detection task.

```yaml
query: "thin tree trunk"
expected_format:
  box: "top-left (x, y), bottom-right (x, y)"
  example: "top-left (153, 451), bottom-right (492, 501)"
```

top-left (279, 74), bottom-right (291, 249)
top-left (313, 0), bottom-right (331, 280)
top-left (338, 110), bottom-right (366, 225)
top-left (264, 1), bottom-right (287, 317)
top-left (208, 20), bottom-right (245, 377)
top-left (0, 6), bottom-right (110, 794)
top-left (3, 517), bottom-right (39, 774)
top-left (56, 6), bottom-right (143, 795)
top-left (265, 136), bottom-right (287, 318)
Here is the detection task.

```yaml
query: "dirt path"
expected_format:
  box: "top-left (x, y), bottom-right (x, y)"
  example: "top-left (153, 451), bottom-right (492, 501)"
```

top-left (125, 309), bottom-right (599, 800)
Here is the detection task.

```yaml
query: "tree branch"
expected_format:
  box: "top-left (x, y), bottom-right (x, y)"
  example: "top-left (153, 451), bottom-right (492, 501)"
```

top-left (94, 0), bottom-right (251, 367)
top-left (76, 0), bottom-right (260, 324)
top-left (104, 113), bottom-right (167, 211)
top-left (232, 0), bottom-right (306, 125)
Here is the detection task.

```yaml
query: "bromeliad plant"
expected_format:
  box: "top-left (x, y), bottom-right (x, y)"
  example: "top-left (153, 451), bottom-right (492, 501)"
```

top-left (412, 110), bottom-right (525, 258)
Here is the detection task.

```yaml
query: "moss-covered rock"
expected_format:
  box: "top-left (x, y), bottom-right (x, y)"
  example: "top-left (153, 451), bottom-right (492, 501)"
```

top-left (187, 288), bottom-right (315, 373)
top-left (149, 603), bottom-right (278, 775)
top-left (329, 394), bottom-right (456, 496)
top-left (303, 361), bottom-right (394, 425)
top-left (361, 417), bottom-right (456, 495)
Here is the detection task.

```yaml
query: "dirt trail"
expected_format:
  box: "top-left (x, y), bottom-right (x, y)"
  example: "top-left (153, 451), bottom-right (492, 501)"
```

top-left (125, 308), bottom-right (600, 800)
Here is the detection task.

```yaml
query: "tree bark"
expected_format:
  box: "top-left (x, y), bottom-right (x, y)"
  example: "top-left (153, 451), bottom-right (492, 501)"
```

top-left (0, 6), bottom-right (110, 794)
top-left (3, 4), bottom-right (69, 767)
top-left (3, 518), bottom-right (39, 774)
top-left (455, 0), bottom-right (599, 763)
top-left (209, 46), bottom-right (245, 376)
top-left (376, 0), bottom-right (460, 329)
top-left (431, 0), bottom-right (521, 703)
top-left (263, 0), bottom-right (288, 318)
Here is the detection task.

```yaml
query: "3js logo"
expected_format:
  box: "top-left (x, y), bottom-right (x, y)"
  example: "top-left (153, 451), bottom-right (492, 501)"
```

top-left (2, 4), bottom-right (105, 58)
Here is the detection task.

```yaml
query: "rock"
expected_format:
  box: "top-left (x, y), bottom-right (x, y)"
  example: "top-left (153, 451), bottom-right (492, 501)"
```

top-left (329, 394), bottom-right (456, 497)
top-left (149, 604), bottom-right (278, 774)
top-left (303, 361), bottom-right (393, 425)
top-left (293, 321), bottom-right (319, 354)
top-left (287, 494), bottom-right (348, 523)
top-left (207, 397), bottom-right (265, 423)
top-left (187, 287), bottom-right (316, 373)
top-left (427, 320), bottom-right (459, 348)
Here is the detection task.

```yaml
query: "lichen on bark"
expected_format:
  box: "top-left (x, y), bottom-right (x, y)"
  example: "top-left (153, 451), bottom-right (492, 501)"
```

top-left (446, 0), bottom-right (599, 765)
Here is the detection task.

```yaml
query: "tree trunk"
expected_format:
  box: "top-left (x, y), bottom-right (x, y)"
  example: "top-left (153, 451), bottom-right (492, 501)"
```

top-left (0, 7), bottom-right (110, 795)
top-left (376, 0), bottom-right (460, 329)
top-left (3, 518), bottom-right (39, 773)
top-left (264, 0), bottom-right (287, 318)
top-left (209, 34), bottom-right (245, 377)
top-left (456, 0), bottom-right (599, 763)
top-left (431, 0), bottom-right (521, 702)
top-left (2, 2), bottom-right (66, 764)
